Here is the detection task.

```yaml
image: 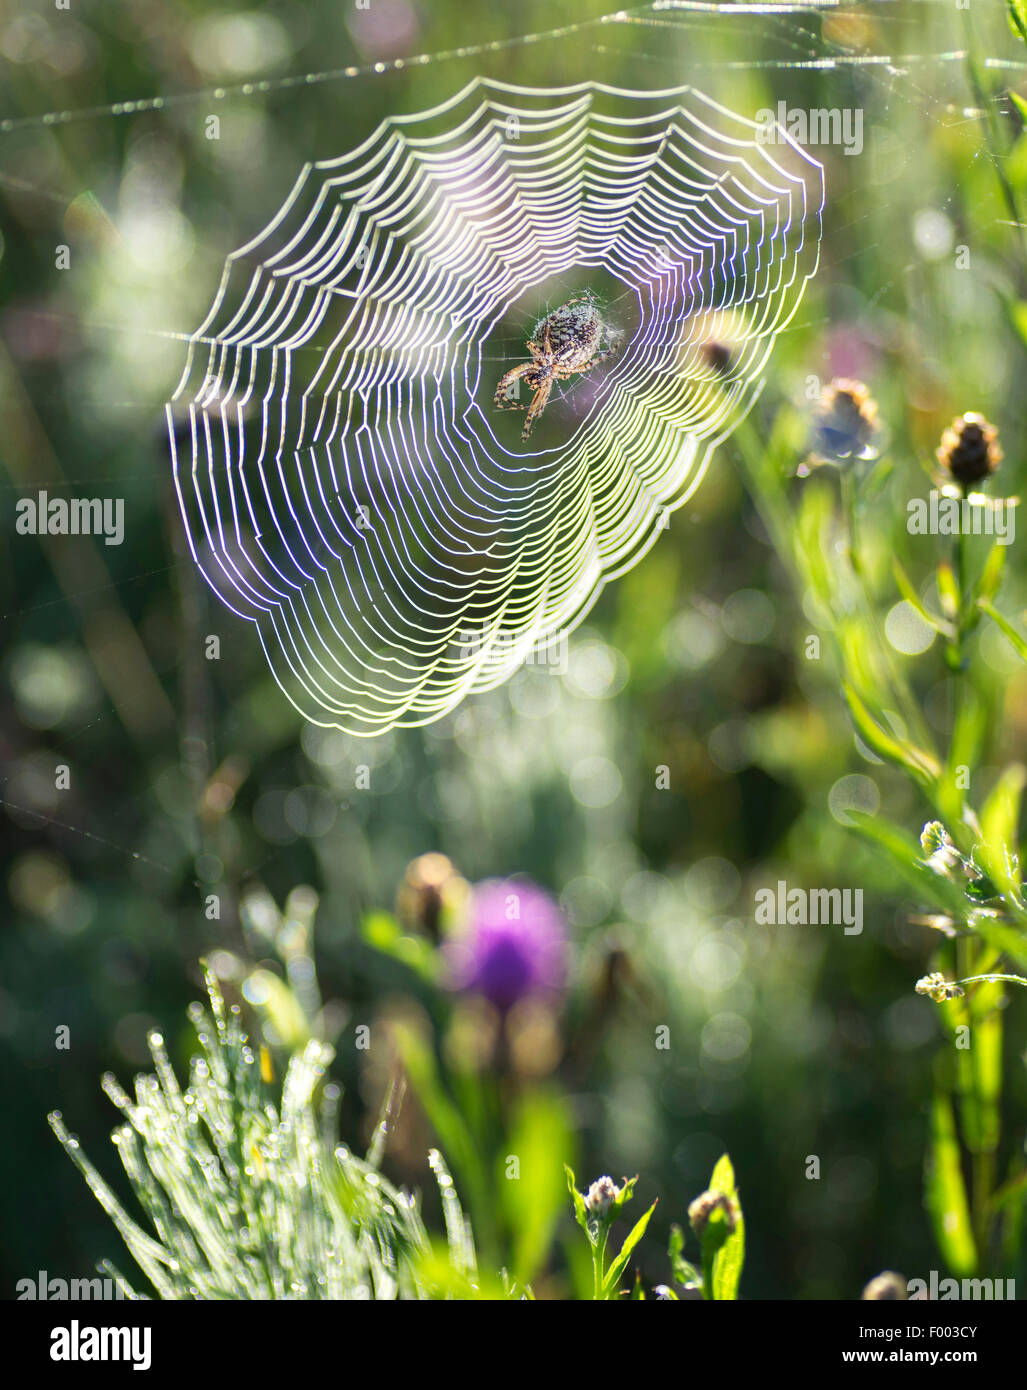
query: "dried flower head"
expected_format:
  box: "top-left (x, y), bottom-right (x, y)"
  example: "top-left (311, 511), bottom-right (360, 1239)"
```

top-left (687, 1188), bottom-right (738, 1237)
top-left (585, 1175), bottom-right (621, 1216)
top-left (862, 1271), bottom-right (908, 1300)
top-left (812, 378), bottom-right (878, 462)
top-left (936, 413), bottom-right (1001, 490)
top-left (915, 972), bottom-right (965, 1003)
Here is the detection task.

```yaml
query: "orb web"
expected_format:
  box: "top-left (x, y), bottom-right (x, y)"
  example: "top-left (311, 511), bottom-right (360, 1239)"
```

top-left (167, 77), bottom-right (824, 736)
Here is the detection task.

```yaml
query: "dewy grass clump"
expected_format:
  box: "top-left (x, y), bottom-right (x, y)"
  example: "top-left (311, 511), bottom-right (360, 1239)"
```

top-left (48, 968), bottom-right (475, 1300)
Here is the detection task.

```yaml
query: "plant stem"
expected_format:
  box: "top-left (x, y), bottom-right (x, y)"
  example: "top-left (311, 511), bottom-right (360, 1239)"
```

top-left (592, 1228), bottom-right (608, 1300)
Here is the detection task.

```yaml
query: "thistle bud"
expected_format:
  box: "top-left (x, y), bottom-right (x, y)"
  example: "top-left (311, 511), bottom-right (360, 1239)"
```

top-left (812, 378), bottom-right (878, 462)
top-left (687, 1188), bottom-right (738, 1237)
top-left (585, 1175), bottom-right (621, 1217)
top-left (936, 413), bottom-right (1001, 490)
top-left (396, 853), bottom-right (467, 942)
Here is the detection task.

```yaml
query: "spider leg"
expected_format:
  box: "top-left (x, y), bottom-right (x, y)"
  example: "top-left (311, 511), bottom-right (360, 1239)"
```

top-left (494, 362), bottom-right (533, 411)
top-left (521, 378), bottom-right (553, 441)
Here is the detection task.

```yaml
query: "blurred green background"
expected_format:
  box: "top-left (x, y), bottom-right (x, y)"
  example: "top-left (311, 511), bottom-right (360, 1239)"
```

top-left (3, 0), bottom-right (1027, 1299)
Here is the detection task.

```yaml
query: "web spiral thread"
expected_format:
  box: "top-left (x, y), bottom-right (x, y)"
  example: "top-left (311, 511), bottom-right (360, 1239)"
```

top-left (168, 78), bottom-right (824, 736)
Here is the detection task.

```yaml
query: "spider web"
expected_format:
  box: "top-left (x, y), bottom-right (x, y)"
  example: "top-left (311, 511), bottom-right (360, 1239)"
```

top-left (166, 77), bottom-right (823, 735)
top-left (2, 0), bottom-right (1023, 751)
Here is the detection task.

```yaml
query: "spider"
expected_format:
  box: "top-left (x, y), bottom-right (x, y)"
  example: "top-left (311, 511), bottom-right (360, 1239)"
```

top-left (493, 293), bottom-right (620, 441)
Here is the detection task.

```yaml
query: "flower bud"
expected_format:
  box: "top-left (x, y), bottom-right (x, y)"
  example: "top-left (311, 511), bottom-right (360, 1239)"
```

top-left (812, 378), bottom-right (878, 462)
top-left (396, 853), bottom-right (467, 942)
top-left (585, 1175), bottom-right (621, 1217)
top-left (687, 1188), bottom-right (738, 1237)
top-left (936, 413), bottom-right (1001, 490)
top-left (861, 1271), bottom-right (908, 1300)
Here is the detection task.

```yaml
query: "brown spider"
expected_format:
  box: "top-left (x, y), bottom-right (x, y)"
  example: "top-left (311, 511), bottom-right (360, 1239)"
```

top-left (493, 294), bottom-right (619, 441)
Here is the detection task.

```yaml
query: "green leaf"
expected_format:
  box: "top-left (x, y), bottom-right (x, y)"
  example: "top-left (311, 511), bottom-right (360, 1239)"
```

top-left (970, 915), bottom-right (1027, 970)
top-left (392, 1020), bottom-right (485, 1222)
top-left (242, 967), bottom-right (311, 1052)
top-left (973, 542), bottom-right (1007, 608)
top-left (669, 1224), bottom-right (701, 1290)
top-left (361, 911), bottom-right (437, 979)
top-left (603, 1199), bottom-right (657, 1295)
top-left (416, 1239), bottom-right (509, 1300)
top-left (945, 685), bottom-right (988, 808)
top-left (562, 1224), bottom-right (595, 1298)
top-left (1008, 0), bottom-right (1027, 46)
top-left (501, 1090), bottom-right (575, 1285)
top-left (1001, 1163), bottom-right (1026, 1277)
top-left (978, 599), bottom-right (1027, 662)
top-left (705, 1150), bottom-right (744, 1301)
top-left (842, 682), bottom-right (940, 785)
top-left (564, 1164), bottom-right (590, 1236)
top-left (795, 479), bottom-right (836, 609)
top-left (926, 1089), bottom-right (978, 1277)
top-left (699, 1206), bottom-right (731, 1299)
top-left (971, 999), bottom-right (1003, 1156)
top-left (709, 1153), bottom-right (735, 1192)
top-left (945, 990), bottom-right (982, 1155)
top-left (892, 558), bottom-right (950, 637)
top-left (977, 764), bottom-right (1025, 898)
top-left (611, 1174), bottom-right (640, 1217)
top-left (936, 561), bottom-right (960, 623)
top-left (860, 455), bottom-right (894, 503)
top-left (989, 1166), bottom-right (1027, 1213)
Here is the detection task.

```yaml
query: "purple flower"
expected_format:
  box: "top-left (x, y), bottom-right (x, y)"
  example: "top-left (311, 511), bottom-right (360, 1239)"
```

top-left (445, 880), bottom-right (567, 1012)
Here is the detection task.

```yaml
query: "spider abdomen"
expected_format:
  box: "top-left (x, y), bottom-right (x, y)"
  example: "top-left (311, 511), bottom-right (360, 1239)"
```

top-left (543, 302), bottom-right (604, 370)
